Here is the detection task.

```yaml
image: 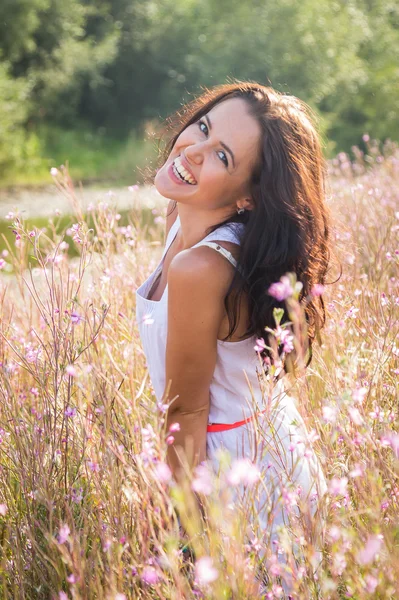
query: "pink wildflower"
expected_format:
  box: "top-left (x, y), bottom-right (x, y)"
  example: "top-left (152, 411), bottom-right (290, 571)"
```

top-left (365, 575), bottom-right (378, 593)
top-left (65, 406), bottom-right (77, 418)
top-left (141, 565), bottom-right (160, 585)
top-left (357, 534), bottom-right (383, 565)
top-left (307, 429), bottom-right (320, 444)
top-left (169, 422), bottom-right (180, 432)
top-left (141, 424), bottom-right (156, 439)
top-left (327, 526), bottom-right (341, 541)
top-left (345, 306), bottom-right (359, 319)
top-left (311, 283), bottom-right (325, 296)
top-left (154, 461), bottom-right (172, 483)
top-left (282, 487), bottom-right (299, 508)
top-left (348, 407), bottom-right (363, 425)
top-left (25, 345), bottom-right (40, 363)
top-left (166, 435), bottom-right (174, 445)
top-left (349, 464), bottom-right (364, 478)
top-left (0, 504), bottom-right (8, 516)
top-left (270, 584), bottom-right (284, 598)
top-left (381, 433), bottom-right (399, 458)
top-left (352, 387), bottom-right (367, 404)
top-left (50, 167), bottom-right (59, 176)
top-left (267, 554), bottom-right (282, 577)
top-left (66, 365), bottom-right (77, 377)
top-left (274, 325), bottom-right (294, 353)
top-left (58, 524), bottom-right (70, 544)
top-left (328, 476), bottom-right (348, 496)
top-left (381, 292), bottom-right (389, 306)
top-left (70, 312), bottom-right (84, 325)
top-left (254, 337), bottom-right (267, 352)
top-left (268, 275), bottom-right (293, 301)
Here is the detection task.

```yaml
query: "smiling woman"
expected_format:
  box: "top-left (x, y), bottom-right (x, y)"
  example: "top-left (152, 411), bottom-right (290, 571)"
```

top-left (136, 81), bottom-right (334, 593)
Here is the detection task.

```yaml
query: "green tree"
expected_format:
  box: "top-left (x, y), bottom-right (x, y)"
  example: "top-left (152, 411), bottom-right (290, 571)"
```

top-left (321, 0), bottom-right (399, 149)
top-left (0, 61), bottom-right (31, 175)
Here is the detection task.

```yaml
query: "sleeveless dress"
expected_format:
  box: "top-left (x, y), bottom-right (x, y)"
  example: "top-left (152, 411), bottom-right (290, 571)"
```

top-left (135, 213), bottom-right (327, 590)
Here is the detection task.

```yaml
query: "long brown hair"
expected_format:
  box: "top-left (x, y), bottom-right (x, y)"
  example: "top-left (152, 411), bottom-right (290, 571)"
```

top-left (147, 81), bottom-right (337, 371)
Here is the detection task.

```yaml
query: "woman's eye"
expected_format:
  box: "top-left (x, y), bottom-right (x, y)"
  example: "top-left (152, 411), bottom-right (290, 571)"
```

top-left (217, 150), bottom-right (228, 167)
top-left (198, 120), bottom-right (208, 135)
top-left (198, 119), bottom-right (229, 167)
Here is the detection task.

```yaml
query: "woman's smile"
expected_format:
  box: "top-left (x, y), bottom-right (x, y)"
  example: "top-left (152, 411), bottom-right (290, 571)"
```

top-left (168, 156), bottom-right (197, 185)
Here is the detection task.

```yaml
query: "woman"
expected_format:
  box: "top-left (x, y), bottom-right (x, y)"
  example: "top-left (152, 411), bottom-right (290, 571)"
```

top-left (135, 82), bottom-right (331, 590)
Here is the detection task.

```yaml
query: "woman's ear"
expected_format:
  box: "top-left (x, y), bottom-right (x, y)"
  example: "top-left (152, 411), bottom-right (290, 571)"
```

top-left (243, 198), bottom-right (255, 211)
top-left (237, 195), bottom-right (255, 213)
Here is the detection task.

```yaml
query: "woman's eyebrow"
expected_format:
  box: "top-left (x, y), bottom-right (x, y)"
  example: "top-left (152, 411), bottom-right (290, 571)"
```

top-left (205, 114), bottom-right (236, 169)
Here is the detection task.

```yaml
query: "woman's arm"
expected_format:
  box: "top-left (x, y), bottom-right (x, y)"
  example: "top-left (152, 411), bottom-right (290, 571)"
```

top-left (163, 246), bottom-right (233, 484)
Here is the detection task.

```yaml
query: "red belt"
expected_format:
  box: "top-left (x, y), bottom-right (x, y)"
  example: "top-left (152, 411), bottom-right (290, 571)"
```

top-left (207, 407), bottom-right (268, 432)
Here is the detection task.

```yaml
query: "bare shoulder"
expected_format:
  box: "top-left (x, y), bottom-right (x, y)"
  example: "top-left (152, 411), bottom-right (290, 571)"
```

top-left (168, 245), bottom-right (235, 303)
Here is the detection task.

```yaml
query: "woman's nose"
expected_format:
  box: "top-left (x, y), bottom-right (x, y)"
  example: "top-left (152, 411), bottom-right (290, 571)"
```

top-left (184, 142), bottom-right (205, 165)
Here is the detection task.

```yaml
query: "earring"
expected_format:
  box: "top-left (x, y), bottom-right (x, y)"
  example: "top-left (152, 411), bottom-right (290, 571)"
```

top-left (237, 207), bottom-right (245, 215)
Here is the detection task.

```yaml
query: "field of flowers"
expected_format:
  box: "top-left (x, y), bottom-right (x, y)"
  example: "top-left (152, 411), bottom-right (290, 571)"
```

top-left (0, 137), bottom-right (398, 599)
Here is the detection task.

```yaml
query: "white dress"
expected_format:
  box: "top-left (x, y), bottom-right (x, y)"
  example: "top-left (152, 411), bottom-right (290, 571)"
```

top-left (135, 213), bottom-right (327, 590)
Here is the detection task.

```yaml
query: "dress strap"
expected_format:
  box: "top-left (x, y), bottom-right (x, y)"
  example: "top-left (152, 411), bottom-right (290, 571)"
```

top-left (165, 214), bottom-right (245, 275)
top-left (200, 241), bottom-right (241, 272)
top-left (192, 219), bottom-right (245, 275)
top-left (161, 213), bottom-right (180, 259)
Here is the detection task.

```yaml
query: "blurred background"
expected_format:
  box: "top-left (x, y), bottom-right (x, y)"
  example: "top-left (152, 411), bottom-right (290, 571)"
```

top-left (0, 0), bottom-right (397, 194)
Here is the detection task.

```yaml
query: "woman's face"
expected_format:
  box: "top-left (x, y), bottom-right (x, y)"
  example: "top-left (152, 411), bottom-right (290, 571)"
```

top-left (154, 97), bottom-right (262, 214)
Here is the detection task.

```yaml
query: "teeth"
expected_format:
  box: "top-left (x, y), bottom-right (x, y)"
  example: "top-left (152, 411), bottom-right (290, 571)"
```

top-left (173, 157), bottom-right (196, 184)
top-left (173, 163), bottom-right (189, 183)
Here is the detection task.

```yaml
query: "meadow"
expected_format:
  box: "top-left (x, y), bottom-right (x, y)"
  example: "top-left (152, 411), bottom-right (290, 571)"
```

top-left (0, 137), bottom-right (398, 599)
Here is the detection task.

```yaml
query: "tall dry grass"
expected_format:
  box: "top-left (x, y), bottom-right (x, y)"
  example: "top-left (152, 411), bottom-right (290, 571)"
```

top-left (0, 139), bottom-right (398, 599)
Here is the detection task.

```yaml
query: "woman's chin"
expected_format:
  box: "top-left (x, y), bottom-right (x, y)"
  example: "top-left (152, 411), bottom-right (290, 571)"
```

top-left (154, 165), bottom-right (175, 189)
top-left (153, 170), bottom-right (168, 195)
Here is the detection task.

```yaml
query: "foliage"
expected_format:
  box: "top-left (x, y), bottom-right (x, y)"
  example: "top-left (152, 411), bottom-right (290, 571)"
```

top-left (0, 0), bottom-right (398, 182)
top-left (0, 62), bottom-right (34, 176)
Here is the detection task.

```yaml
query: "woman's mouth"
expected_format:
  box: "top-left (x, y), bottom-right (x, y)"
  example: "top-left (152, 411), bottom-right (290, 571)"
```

top-left (168, 157), bottom-right (197, 185)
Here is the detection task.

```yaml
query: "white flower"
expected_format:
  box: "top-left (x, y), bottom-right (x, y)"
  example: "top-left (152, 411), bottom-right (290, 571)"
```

top-left (191, 463), bottom-right (214, 495)
top-left (195, 556), bottom-right (219, 586)
top-left (226, 458), bottom-right (260, 487)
